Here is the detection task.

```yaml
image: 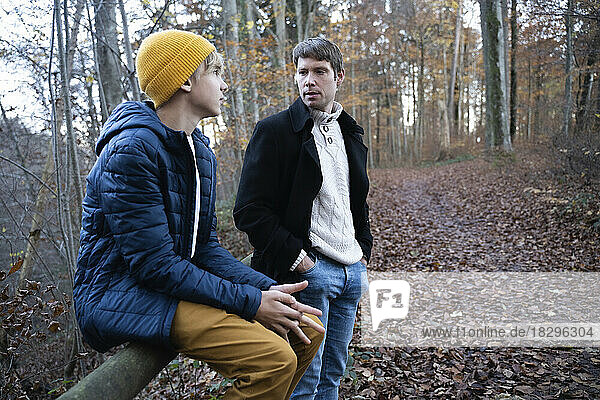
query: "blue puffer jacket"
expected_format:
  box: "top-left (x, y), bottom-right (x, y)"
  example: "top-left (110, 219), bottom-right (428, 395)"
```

top-left (74, 101), bottom-right (276, 353)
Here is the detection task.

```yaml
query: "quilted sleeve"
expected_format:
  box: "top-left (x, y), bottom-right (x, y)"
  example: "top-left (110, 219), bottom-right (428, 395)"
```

top-left (98, 131), bottom-right (263, 320)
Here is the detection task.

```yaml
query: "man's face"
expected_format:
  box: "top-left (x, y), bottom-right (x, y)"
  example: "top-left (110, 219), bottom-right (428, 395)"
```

top-left (190, 64), bottom-right (228, 119)
top-left (295, 57), bottom-right (344, 114)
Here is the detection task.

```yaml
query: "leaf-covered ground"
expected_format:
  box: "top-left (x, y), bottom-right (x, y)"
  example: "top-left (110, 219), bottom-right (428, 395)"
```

top-left (338, 146), bottom-right (599, 400)
top-left (141, 145), bottom-right (599, 399)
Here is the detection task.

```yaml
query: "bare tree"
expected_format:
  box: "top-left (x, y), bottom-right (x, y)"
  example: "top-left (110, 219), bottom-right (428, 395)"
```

top-left (561, 0), bottom-right (574, 138)
top-left (510, 0), bottom-right (518, 141)
top-left (480, 0), bottom-right (512, 151)
top-left (93, 0), bottom-right (123, 117)
top-left (246, 1), bottom-right (260, 124)
top-left (118, 0), bottom-right (140, 101)
top-left (274, 0), bottom-right (289, 104)
top-left (448, 0), bottom-right (463, 138)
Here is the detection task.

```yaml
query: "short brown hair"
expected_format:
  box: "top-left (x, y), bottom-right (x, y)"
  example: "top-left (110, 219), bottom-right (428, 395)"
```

top-left (292, 37), bottom-right (344, 76)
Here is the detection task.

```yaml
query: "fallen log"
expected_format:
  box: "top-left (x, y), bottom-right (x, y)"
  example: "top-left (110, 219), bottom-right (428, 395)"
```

top-left (57, 342), bottom-right (175, 400)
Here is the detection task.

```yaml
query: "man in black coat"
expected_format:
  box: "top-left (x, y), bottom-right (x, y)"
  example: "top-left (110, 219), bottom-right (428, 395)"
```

top-left (234, 37), bottom-right (373, 400)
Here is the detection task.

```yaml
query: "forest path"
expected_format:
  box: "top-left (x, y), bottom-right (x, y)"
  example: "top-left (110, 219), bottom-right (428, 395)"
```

top-left (341, 146), bottom-right (600, 399)
top-left (368, 151), bottom-right (598, 273)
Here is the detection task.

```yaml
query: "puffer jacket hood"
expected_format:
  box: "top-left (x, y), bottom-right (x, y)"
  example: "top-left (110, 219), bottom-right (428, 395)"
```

top-left (96, 101), bottom-right (161, 156)
top-left (95, 101), bottom-right (211, 156)
top-left (74, 101), bottom-right (275, 352)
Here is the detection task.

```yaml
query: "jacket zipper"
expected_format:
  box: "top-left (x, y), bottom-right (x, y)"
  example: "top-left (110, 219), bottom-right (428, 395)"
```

top-left (186, 137), bottom-right (196, 258)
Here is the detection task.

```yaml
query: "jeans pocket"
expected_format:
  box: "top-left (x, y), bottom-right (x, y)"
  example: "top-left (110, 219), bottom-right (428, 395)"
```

top-left (298, 259), bottom-right (319, 275)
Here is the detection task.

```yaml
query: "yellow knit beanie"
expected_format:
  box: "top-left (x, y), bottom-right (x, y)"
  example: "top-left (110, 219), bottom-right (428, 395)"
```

top-left (136, 30), bottom-right (216, 107)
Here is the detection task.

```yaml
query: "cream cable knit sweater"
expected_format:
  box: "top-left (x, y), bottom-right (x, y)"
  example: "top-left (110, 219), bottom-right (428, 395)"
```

top-left (306, 103), bottom-right (363, 265)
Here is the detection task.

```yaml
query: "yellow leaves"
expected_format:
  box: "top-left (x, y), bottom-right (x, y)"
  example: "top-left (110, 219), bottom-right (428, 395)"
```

top-left (8, 257), bottom-right (23, 276)
top-left (85, 75), bottom-right (95, 84)
top-left (47, 321), bottom-right (60, 333)
top-left (246, 21), bottom-right (255, 30)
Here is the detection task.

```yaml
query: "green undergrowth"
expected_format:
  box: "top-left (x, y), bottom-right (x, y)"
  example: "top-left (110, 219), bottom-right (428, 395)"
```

top-left (419, 153), bottom-right (477, 168)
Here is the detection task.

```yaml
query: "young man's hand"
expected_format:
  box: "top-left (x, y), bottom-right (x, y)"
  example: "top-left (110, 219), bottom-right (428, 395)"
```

top-left (295, 255), bottom-right (315, 273)
top-left (255, 281), bottom-right (325, 344)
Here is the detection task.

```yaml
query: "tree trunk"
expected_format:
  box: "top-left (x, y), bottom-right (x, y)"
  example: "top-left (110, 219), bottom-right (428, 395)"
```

top-left (418, 38), bottom-right (425, 160)
top-left (574, 16), bottom-right (599, 134)
top-left (367, 98), bottom-right (374, 169)
top-left (93, 0), bottom-right (122, 117)
top-left (274, 0), bottom-right (289, 105)
top-left (55, 0), bottom-right (83, 245)
top-left (527, 59), bottom-right (532, 140)
top-left (17, 140), bottom-right (55, 290)
top-left (223, 0), bottom-right (247, 177)
top-left (395, 70), bottom-right (406, 161)
top-left (304, 0), bottom-right (315, 39)
top-left (18, 0), bottom-right (86, 287)
top-left (561, 0), bottom-right (573, 138)
top-left (509, 0), bottom-right (518, 141)
top-left (57, 343), bottom-right (175, 400)
top-left (411, 62), bottom-right (417, 163)
top-left (246, 1), bottom-right (260, 124)
top-left (480, 0), bottom-right (512, 151)
top-left (384, 61), bottom-right (396, 163)
top-left (448, 0), bottom-right (462, 138)
top-left (295, 0), bottom-right (303, 43)
top-left (118, 0), bottom-right (140, 101)
top-left (442, 47), bottom-right (451, 150)
top-left (457, 36), bottom-right (466, 137)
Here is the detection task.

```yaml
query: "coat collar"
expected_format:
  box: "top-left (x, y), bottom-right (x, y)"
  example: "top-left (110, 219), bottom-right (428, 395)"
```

top-left (289, 97), bottom-right (313, 133)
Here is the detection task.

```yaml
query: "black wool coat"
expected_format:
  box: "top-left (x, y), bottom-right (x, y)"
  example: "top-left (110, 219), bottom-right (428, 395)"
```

top-left (234, 97), bottom-right (373, 283)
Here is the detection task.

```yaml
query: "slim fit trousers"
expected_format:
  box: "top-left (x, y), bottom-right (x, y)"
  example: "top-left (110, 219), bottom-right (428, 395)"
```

top-left (170, 300), bottom-right (324, 400)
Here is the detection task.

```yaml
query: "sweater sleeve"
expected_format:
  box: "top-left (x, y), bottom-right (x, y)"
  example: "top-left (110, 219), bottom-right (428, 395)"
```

top-left (99, 132), bottom-right (263, 320)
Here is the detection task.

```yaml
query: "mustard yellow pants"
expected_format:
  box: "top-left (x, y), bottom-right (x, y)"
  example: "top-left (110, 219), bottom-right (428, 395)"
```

top-left (171, 301), bottom-right (324, 400)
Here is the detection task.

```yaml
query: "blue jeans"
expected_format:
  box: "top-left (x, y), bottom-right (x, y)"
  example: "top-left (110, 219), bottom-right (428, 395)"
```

top-left (291, 254), bottom-right (369, 400)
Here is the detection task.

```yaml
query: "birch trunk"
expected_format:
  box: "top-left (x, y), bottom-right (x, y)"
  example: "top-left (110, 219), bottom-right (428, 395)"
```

top-left (295, 0), bottom-right (303, 43)
top-left (442, 47), bottom-right (451, 149)
top-left (448, 0), bottom-right (463, 138)
top-left (527, 59), bottom-right (532, 140)
top-left (510, 0), bottom-right (518, 141)
top-left (274, 0), bottom-right (289, 105)
top-left (384, 61), bottom-right (396, 162)
top-left (562, 0), bottom-right (574, 138)
top-left (118, 0), bottom-right (140, 101)
top-left (246, 1), bottom-right (260, 124)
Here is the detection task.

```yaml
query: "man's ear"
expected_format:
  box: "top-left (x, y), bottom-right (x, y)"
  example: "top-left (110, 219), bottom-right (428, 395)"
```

top-left (336, 68), bottom-right (345, 87)
top-left (180, 78), bottom-right (193, 93)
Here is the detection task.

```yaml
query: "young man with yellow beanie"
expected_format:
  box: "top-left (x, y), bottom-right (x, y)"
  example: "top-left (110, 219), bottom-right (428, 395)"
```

top-left (73, 30), bottom-right (324, 399)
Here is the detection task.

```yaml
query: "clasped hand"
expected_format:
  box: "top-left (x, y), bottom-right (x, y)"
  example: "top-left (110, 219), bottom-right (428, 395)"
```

top-left (254, 280), bottom-right (325, 344)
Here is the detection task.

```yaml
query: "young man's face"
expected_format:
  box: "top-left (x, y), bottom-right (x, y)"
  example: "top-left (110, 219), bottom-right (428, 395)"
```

top-left (295, 57), bottom-right (344, 114)
top-left (190, 63), bottom-right (228, 119)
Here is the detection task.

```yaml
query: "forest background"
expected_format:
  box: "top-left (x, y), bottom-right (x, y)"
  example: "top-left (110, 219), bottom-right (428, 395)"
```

top-left (0, 0), bottom-right (598, 398)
